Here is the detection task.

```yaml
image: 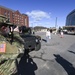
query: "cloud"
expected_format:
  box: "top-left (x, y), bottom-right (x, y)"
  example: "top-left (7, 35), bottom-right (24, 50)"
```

top-left (26, 10), bottom-right (51, 21)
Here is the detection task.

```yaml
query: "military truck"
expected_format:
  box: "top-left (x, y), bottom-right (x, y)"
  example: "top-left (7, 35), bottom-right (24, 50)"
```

top-left (19, 26), bottom-right (41, 52)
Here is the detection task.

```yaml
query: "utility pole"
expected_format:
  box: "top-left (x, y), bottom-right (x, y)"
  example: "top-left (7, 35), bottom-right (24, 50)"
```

top-left (55, 17), bottom-right (57, 34)
top-left (55, 17), bottom-right (57, 28)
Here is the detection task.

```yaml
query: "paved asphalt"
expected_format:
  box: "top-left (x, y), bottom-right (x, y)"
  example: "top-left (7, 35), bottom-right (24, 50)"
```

top-left (18, 31), bottom-right (75, 75)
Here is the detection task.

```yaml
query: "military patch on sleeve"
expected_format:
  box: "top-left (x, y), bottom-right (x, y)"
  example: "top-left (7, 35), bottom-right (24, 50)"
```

top-left (0, 43), bottom-right (6, 53)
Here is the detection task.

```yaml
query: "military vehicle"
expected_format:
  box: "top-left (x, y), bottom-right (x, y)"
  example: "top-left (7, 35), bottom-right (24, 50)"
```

top-left (19, 26), bottom-right (41, 52)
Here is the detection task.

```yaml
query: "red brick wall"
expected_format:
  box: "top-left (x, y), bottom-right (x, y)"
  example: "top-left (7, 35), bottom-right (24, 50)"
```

top-left (0, 6), bottom-right (29, 27)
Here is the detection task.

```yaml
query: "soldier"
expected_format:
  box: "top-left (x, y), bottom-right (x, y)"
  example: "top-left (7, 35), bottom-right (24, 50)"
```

top-left (0, 23), bottom-right (24, 75)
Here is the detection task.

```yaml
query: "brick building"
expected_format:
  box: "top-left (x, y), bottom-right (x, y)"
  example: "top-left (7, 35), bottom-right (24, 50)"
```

top-left (0, 5), bottom-right (29, 27)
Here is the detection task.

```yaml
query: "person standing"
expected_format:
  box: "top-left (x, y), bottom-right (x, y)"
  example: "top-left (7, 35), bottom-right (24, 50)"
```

top-left (60, 30), bottom-right (64, 38)
top-left (46, 29), bottom-right (51, 42)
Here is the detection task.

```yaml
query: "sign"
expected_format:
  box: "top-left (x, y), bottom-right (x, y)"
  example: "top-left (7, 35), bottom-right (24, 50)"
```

top-left (0, 43), bottom-right (6, 53)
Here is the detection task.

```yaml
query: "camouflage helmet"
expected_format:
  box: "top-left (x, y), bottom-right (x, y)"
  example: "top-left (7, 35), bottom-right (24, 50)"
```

top-left (0, 15), bottom-right (14, 27)
top-left (0, 15), bottom-right (9, 23)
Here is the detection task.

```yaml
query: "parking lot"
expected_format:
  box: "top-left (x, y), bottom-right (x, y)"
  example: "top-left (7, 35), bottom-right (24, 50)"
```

top-left (29, 31), bottom-right (75, 75)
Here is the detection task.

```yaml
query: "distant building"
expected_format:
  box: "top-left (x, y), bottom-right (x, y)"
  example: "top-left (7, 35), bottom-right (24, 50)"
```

top-left (0, 5), bottom-right (29, 27)
top-left (66, 9), bottom-right (75, 26)
top-left (63, 9), bottom-right (75, 34)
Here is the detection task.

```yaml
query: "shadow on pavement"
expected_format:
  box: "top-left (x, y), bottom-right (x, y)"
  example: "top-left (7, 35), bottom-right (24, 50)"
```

top-left (68, 50), bottom-right (75, 54)
top-left (54, 54), bottom-right (75, 75)
top-left (42, 39), bottom-right (47, 42)
top-left (16, 50), bottom-right (38, 75)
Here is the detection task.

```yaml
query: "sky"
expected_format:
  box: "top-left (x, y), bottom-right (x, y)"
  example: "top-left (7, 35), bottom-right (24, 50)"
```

top-left (0, 0), bottom-right (75, 28)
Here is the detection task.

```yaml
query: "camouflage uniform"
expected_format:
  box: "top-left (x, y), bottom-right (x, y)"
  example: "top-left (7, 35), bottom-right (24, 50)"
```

top-left (0, 15), bottom-right (24, 75)
top-left (13, 31), bottom-right (25, 45)
top-left (0, 33), bottom-right (24, 75)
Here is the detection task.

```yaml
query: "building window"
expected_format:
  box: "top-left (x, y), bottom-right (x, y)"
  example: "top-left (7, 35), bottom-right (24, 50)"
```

top-left (12, 14), bottom-right (14, 19)
top-left (25, 18), bottom-right (27, 25)
top-left (4, 11), bottom-right (7, 16)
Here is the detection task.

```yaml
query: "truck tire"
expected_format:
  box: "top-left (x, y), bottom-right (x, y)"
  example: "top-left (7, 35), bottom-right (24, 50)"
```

top-left (35, 42), bottom-right (41, 51)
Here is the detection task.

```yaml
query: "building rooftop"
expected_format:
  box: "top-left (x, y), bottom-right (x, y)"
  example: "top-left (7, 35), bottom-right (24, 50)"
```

top-left (0, 5), bottom-right (15, 12)
top-left (67, 9), bottom-right (75, 17)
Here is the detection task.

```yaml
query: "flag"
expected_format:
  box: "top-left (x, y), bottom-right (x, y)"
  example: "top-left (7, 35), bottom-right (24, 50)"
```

top-left (0, 43), bottom-right (6, 53)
